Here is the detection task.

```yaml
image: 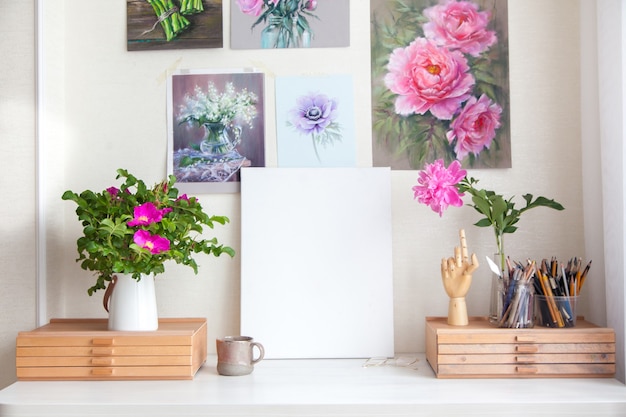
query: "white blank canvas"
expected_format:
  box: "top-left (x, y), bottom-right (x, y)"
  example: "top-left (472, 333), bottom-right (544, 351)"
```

top-left (240, 167), bottom-right (394, 359)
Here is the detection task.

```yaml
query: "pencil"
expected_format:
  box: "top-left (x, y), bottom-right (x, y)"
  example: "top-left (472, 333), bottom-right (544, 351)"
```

top-left (578, 260), bottom-right (592, 293)
top-left (537, 271), bottom-right (558, 327)
top-left (542, 273), bottom-right (564, 328)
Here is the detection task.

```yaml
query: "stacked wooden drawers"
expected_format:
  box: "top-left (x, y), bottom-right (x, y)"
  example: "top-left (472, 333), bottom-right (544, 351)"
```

top-left (16, 318), bottom-right (207, 381)
top-left (425, 316), bottom-right (615, 378)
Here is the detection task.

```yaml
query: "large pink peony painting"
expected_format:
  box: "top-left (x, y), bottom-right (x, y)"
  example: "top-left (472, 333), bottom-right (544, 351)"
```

top-left (371, 0), bottom-right (510, 169)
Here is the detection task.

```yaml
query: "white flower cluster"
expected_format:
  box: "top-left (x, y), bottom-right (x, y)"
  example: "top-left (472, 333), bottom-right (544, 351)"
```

top-left (179, 81), bottom-right (258, 129)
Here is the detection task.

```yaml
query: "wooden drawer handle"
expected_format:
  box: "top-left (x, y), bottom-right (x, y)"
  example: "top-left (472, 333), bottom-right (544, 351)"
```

top-left (92, 338), bottom-right (115, 346)
top-left (92, 347), bottom-right (114, 356)
top-left (91, 368), bottom-right (114, 376)
top-left (516, 345), bottom-right (538, 353)
top-left (515, 366), bottom-right (538, 374)
top-left (91, 358), bottom-right (114, 366)
top-left (516, 336), bottom-right (536, 343)
top-left (515, 355), bottom-right (536, 363)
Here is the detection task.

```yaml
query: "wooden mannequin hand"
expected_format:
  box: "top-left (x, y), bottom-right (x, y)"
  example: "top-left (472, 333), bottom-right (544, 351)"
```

top-left (441, 229), bottom-right (479, 299)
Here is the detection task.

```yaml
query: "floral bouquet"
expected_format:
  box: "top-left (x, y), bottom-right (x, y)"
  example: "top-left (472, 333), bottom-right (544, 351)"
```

top-left (287, 92), bottom-right (341, 162)
top-left (178, 81), bottom-right (258, 130)
top-left (372, 0), bottom-right (509, 169)
top-left (412, 159), bottom-right (564, 271)
top-left (62, 169), bottom-right (235, 295)
top-left (177, 81), bottom-right (258, 161)
top-left (236, 0), bottom-right (319, 48)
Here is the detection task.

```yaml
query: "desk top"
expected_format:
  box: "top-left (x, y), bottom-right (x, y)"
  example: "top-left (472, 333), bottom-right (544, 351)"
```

top-left (1, 354), bottom-right (626, 417)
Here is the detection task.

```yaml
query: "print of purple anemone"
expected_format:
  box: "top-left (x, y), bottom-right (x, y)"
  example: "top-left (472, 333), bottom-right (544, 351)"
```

top-left (289, 93), bottom-right (339, 135)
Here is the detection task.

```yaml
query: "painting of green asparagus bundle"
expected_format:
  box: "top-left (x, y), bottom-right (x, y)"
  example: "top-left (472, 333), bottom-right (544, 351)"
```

top-left (180, 0), bottom-right (204, 14)
top-left (147, 0), bottom-right (191, 41)
top-left (127, 0), bottom-right (222, 51)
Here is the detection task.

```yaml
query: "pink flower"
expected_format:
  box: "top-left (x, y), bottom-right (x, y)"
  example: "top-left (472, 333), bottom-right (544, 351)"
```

top-left (176, 194), bottom-right (190, 202)
top-left (236, 0), bottom-right (277, 16)
top-left (384, 37), bottom-right (475, 120)
top-left (133, 230), bottom-right (170, 255)
top-left (305, 0), bottom-right (317, 11)
top-left (446, 94), bottom-right (502, 160)
top-left (423, 0), bottom-right (497, 57)
top-left (412, 159), bottom-right (466, 216)
top-left (106, 187), bottom-right (130, 200)
top-left (236, 0), bottom-right (264, 16)
top-left (128, 202), bottom-right (166, 227)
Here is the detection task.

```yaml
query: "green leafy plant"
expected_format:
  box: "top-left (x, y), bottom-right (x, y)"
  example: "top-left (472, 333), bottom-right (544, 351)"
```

top-left (456, 176), bottom-right (564, 270)
top-left (413, 159), bottom-right (564, 271)
top-left (62, 169), bottom-right (235, 295)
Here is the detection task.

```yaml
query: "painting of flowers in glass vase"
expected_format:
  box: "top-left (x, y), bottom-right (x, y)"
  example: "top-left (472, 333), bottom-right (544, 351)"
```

top-left (276, 75), bottom-right (356, 167)
top-left (231, 0), bottom-right (350, 49)
top-left (167, 70), bottom-right (265, 193)
top-left (371, 0), bottom-right (510, 169)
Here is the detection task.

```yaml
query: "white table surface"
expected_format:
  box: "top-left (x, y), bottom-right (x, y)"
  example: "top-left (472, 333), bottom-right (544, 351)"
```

top-left (1, 354), bottom-right (626, 417)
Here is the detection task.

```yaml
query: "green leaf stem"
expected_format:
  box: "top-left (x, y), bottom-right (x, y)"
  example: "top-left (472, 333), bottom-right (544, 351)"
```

top-left (458, 176), bottom-right (565, 268)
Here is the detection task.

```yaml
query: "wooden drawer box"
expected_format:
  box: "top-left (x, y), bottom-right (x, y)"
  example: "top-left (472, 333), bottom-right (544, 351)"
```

top-left (16, 318), bottom-right (207, 381)
top-left (425, 316), bottom-right (615, 378)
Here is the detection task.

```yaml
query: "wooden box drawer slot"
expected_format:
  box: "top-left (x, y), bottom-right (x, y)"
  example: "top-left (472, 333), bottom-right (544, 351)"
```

top-left (16, 365), bottom-right (194, 380)
top-left (439, 342), bottom-right (616, 355)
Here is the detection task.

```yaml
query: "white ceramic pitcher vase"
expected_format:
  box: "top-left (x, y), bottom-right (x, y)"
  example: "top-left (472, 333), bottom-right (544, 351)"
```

top-left (103, 274), bottom-right (158, 331)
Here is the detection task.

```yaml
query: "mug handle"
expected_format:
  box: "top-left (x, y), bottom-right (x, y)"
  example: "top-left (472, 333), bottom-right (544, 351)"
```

top-left (251, 342), bottom-right (265, 365)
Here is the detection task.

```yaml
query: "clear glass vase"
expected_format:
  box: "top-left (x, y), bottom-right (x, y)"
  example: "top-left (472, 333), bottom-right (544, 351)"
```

top-left (199, 122), bottom-right (242, 160)
top-left (261, 15), bottom-right (311, 48)
top-left (489, 272), bottom-right (504, 324)
top-left (488, 253), bottom-right (505, 324)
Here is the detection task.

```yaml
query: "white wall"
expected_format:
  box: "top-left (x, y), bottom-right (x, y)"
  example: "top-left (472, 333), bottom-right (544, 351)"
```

top-left (0, 0), bottom-right (608, 389)
top-left (592, 0), bottom-right (626, 383)
top-left (0, 0), bottom-right (36, 389)
top-left (43, 0), bottom-right (587, 351)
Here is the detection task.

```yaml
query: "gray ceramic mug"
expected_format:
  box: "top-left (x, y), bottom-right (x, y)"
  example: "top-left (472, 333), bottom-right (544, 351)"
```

top-left (216, 336), bottom-right (265, 376)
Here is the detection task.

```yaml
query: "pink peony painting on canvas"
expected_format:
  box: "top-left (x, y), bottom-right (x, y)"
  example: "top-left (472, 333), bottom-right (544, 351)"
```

top-left (371, 0), bottom-right (510, 169)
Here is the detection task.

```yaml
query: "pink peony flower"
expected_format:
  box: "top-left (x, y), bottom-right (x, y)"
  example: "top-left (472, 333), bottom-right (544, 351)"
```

top-left (384, 37), bottom-right (475, 120)
top-left (236, 0), bottom-right (276, 17)
top-left (423, 0), bottom-right (497, 57)
top-left (128, 202), bottom-right (166, 227)
top-left (412, 159), bottom-right (466, 216)
top-left (133, 230), bottom-right (170, 255)
top-left (446, 94), bottom-right (502, 160)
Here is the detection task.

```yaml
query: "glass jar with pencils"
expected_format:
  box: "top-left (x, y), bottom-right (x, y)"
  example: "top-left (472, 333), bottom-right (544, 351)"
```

top-left (493, 258), bottom-right (537, 328)
top-left (498, 277), bottom-right (535, 328)
top-left (535, 294), bottom-right (577, 327)
top-left (533, 257), bottom-right (590, 327)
